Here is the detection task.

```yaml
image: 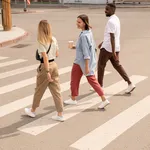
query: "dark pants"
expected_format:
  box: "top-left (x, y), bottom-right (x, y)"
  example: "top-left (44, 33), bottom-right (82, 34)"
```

top-left (97, 48), bottom-right (131, 87)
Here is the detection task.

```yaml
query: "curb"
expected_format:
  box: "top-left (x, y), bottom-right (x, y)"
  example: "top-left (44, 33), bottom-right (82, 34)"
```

top-left (11, 4), bottom-right (69, 9)
top-left (0, 10), bottom-right (44, 14)
top-left (0, 31), bottom-right (28, 48)
top-left (10, 3), bottom-right (150, 9)
top-left (11, 10), bottom-right (44, 14)
top-left (66, 3), bottom-right (150, 8)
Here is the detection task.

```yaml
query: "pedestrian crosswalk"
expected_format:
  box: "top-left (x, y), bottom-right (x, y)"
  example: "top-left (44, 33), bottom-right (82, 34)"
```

top-left (70, 95), bottom-right (150, 150)
top-left (0, 55), bottom-right (149, 150)
top-left (0, 66), bottom-right (72, 95)
top-left (0, 64), bottom-right (38, 79)
top-left (0, 70), bottom-right (110, 118)
top-left (18, 75), bottom-right (146, 136)
top-left (0, 59), bottom-right (27, 68)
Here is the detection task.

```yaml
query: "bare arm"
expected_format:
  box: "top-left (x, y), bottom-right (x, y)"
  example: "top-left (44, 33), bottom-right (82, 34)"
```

top-left (110, 33), bottom-right (118, 60)
top-left (56, 50), bottom-right (59, 57)
top-left (110, 33), bottom-right (115, 54)
top-left (98, 42), bottom-right (103, 49)
top-left (41, 52), bottom-right (53, 82)
top-left (85, 59), bottom-right (90, 75)
top-left (41, 52), bottom-right (49, 71)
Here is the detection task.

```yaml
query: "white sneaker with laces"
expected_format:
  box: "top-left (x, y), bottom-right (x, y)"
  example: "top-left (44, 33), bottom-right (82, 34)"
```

top-left (52, 115), bottom-right (64, 122)
top-left (125, 83), bottom-right (136, 94)
top-left (24, 108), bottom-right (36, 118)
top-left (98, 99), bottom-right (110, 109)
top-left (64, 99), bottom-right (77, 105)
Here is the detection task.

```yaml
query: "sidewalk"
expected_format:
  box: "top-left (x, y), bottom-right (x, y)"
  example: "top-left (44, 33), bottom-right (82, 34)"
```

top-left (10, 3), bottom-right (150, 9)
top-left (0, 25), bottom-right (28, 47)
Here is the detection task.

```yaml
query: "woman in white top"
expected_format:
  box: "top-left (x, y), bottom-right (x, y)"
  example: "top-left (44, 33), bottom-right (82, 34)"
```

top-left (25, 20), bottom-right (64, 122)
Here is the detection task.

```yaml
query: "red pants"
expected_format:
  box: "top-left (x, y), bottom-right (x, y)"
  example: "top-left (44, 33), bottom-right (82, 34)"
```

top-left (71, 64), bottom-right (104, 97)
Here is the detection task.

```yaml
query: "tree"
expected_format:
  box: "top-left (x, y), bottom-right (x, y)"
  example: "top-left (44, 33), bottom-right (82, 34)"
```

top-left (2, 0), bottom-right (12, 31)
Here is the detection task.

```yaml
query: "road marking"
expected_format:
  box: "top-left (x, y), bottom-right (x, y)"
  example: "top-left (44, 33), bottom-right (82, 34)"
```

top-left (0, 59), bottom-right (27, 68)
top-left (0, 56), bottom-right (9, 60)
top-left (0, 64), bottom-right (38, 79)
top-left (0, 66), bottom-right (72, 94)
top-left (18, 75), bottom-right (147, 136)
top-left (0, 69), bottom-right (110, 118)
top-left (71, 95), bottom-right (150, 150)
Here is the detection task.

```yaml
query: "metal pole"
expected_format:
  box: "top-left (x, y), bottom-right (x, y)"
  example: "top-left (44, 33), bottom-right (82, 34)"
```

top-left (24, 0), bottom-right (27, 12)
top-left (1, 9), bottom-right (4, 27)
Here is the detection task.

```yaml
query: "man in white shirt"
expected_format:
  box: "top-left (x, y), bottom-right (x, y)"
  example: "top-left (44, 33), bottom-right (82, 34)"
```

top-left (98, 3), bottom-right (135, 94)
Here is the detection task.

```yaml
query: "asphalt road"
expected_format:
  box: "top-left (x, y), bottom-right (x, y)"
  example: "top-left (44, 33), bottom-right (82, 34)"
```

top-left (0, 7), bottom-right (150, 150)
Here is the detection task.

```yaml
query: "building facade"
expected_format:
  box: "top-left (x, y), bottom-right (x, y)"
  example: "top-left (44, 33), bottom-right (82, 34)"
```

top-left (10, 0), bottom-right (150, 4)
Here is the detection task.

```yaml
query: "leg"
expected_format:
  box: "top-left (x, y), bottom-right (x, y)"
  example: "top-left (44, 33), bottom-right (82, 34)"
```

top-left (110, 53), bottom-right (135, 93)
top-left (25, 65), bottom-right (49, 118)
top-left (87, 75), bottom-right (110, 108)
top-left (97, 48), bottom-right (111, 87)
top-left (87, 75), bottom-right (104, 97)
top-left (110, 52), bottom-right (131, 84)
top-left (32, 65), bottom-right (49, 111)
top-left (48, 62), bottom-right (63, 115)
top-left (71, 63), bottom-right (83, 99)
top-left (90, 70), bottom-right (97, 91)
top-left (64, 64), bottom-right (83, 105)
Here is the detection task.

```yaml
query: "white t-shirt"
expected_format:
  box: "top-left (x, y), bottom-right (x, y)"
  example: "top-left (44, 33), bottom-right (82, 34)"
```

top-left (102, 14), bottom-right (120, 52)
top-left (38, 36), bottom-right (59, 60)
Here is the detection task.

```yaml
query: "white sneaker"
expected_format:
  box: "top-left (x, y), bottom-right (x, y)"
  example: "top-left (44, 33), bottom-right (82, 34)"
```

top-left (125, 83), bottom-right (136, 94)
top-left (24, 108), bottom-right (36, 118)
top-left (98, 99), bottom-right (110, 109)
top-left (64, 99), bottom-right (77, 105)
top-left (52, 115), bottom-right (64, 122)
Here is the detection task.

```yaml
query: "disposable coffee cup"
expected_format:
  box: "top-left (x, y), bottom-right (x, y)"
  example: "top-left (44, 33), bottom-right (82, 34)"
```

top-left (68, 41), bottom-right (74, 49)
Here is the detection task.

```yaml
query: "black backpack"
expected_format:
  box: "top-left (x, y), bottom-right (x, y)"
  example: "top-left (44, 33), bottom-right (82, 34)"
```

top-left (36, 44), bottom-right (51, 63)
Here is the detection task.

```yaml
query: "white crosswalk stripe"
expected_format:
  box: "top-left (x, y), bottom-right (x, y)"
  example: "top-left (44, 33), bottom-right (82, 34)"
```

top-left (70, 95), bottom-right (150, 150)
top-left (0, 59), bottom-right (27, 68)
top-left (0, 66), bottom-right (72, 94)
top-left (0, 71), bottom-right (111, 118)
top-left (0, 56), bottom-right (9, 60)
top-left (0, 57), bottom-right (149, 149)
top-left (18, 75), bottom-right (147, 136)
top-left (0, 64), bottom-right (38, 79)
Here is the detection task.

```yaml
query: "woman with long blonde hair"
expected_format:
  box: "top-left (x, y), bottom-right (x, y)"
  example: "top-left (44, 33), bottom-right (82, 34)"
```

top-left (25, 20), bottom-right (64, 122)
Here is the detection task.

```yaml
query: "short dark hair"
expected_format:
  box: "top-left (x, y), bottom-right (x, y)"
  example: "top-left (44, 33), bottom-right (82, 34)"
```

top-left (77, 14), bottom-right (92, 30)
top-left (107, 3), bottom-right (116, 11)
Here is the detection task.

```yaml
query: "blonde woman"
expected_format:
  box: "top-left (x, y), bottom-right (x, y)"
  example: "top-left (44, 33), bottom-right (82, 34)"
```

top-left (25, 20), bottom-right (64, 122)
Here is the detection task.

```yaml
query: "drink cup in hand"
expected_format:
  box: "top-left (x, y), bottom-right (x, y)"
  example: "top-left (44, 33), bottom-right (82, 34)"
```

top-left (68, 41), bottom-right (74, 49)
